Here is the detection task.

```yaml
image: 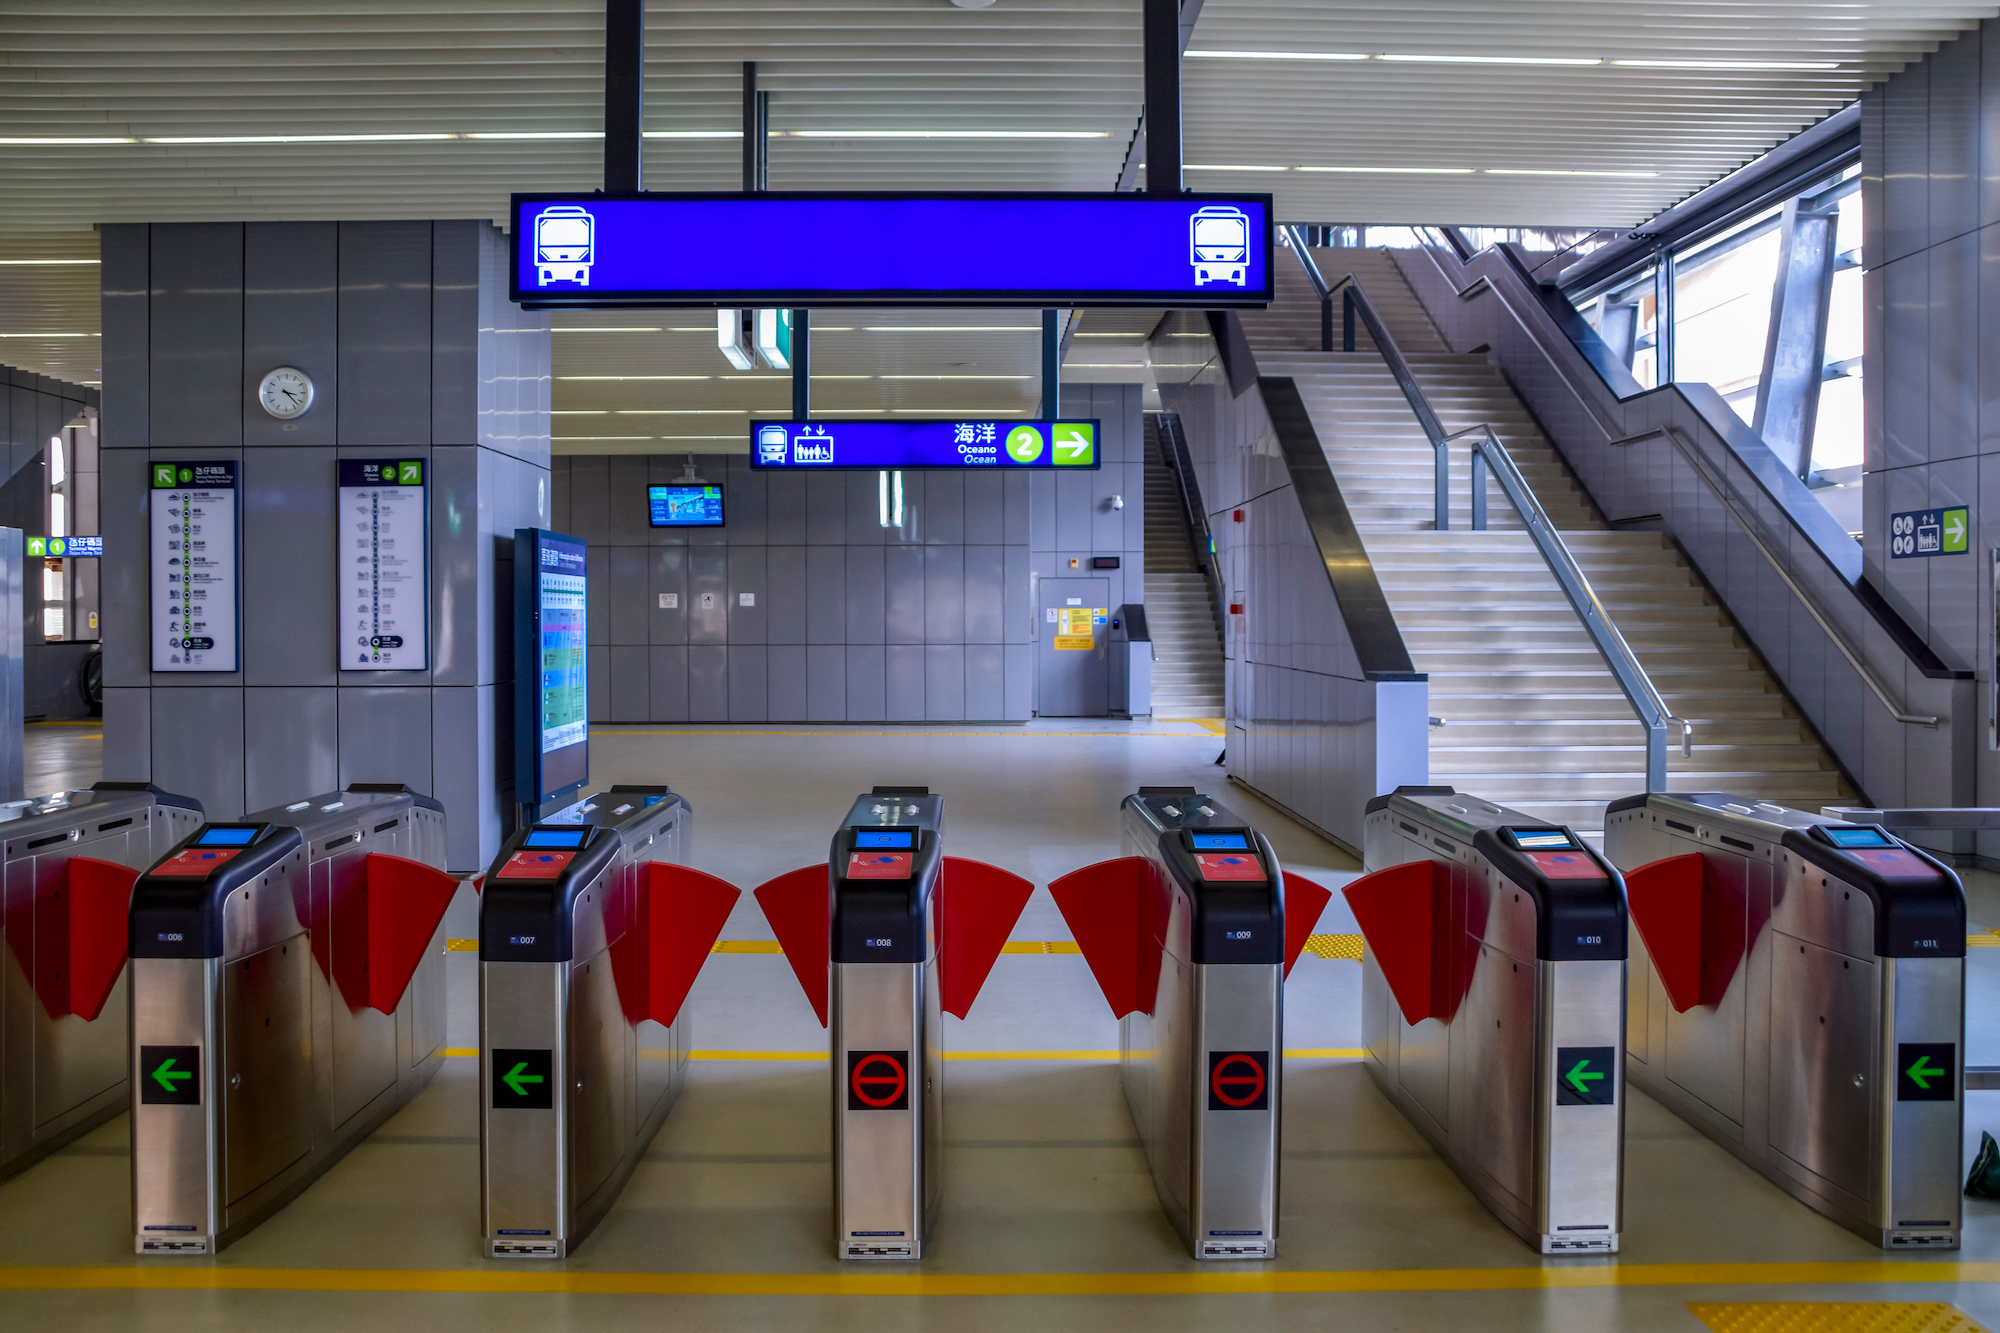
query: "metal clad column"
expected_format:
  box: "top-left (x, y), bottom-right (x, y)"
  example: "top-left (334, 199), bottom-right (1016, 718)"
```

top-left (1143, 0), bottom-right (1182, 195)
top-left (603, 0), bottom-right (644, 193)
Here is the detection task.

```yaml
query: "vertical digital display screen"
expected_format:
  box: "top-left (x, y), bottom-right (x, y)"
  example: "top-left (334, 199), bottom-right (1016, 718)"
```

top-left (515, 529), bottom-right (590, 805)
top-left (648, 484), bottom-right (725, 527)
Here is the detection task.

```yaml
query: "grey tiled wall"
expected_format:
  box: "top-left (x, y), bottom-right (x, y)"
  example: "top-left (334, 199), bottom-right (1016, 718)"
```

top-left (98, 220), bottom-right (550, 870)
top-left (553, 382), bottom-right (1145, 723)
top-left (1863, 20), bottom-right (2000, 829)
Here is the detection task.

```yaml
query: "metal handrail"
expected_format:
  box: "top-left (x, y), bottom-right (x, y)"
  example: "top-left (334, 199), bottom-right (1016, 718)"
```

top-left (1454, 422), bottom-right (1693, 788)
top-left (1153, 411), bottom-right (1229, 634)
top-left (1404, 228), bottom-right (1950, 725)
top-left (1286, 244), bottom-right (1693, 790)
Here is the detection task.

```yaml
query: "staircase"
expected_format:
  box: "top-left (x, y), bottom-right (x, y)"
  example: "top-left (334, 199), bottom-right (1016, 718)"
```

top-left (1143, 416), bottom-right (1226, 720)
top-left (1247, 247), bottom-right (1855, 831)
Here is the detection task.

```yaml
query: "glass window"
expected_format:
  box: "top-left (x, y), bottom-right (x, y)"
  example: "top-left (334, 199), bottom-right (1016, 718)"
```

top-left (1671, 206), bottom-right (1785, 423)
top-left (1580, 266), bottom-right (1657, 389)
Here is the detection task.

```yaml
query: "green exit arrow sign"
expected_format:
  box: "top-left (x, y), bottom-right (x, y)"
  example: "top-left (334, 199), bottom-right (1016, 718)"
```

top-left (1898, 1042), bottom-right (1955, 1102)
top-left (491, 1047), bottom-right (553, 1110)
top-left (139, 1045), bottom-right (201, 1105)
top-left (1555, 1045), bottom-right (1616, 1106)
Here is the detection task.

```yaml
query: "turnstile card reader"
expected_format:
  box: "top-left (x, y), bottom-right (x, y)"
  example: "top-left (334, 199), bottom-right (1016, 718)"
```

top-left (1048, 787), bottom-right (1329, 1261)
top-left (1606, 792), bottom-right (1965, 1249)
top-left (480, 785), bottom-right (735, 1259)
top-left (2, 782), bottom-right (203, 1180)
top-left (756, 787), bottom-right (1033, 1261)
top-left (1350, 786), bottom-right (1627, 1254)
top-left (130, 784), bottom-right (455, 1255)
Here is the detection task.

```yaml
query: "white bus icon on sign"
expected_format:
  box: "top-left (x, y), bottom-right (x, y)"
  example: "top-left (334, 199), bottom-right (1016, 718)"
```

top-left (536, 206), bottom-right (594, 286)
top-left (1191, 206), bottom-right (1250, 287)
top-left (757, 425), bottom-right (789, 465)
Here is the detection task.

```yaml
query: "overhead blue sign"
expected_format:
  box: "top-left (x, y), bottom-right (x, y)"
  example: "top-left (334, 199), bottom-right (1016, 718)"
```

top-left (750, 420), bottom-right (1101, 471)
top-left (511, 193), bottom-right (1273, 308)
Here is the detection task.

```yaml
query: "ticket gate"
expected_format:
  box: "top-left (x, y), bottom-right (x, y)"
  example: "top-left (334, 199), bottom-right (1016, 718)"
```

top-left (479, 785), bottom-right (738, 1259)
top-left (130, 784), bottom-right (457, 1255)
top-left (1604, 792), bottom-right (1965, 1249)
top-left (1347, 786), bottom-right (1627, 1254)
top-left (756, 787), bottom-right (1033, 1261)
top-left (1, 782), bottom-right (203, 1180)
top-left (1047, 788), bottom-right (1329, 1261)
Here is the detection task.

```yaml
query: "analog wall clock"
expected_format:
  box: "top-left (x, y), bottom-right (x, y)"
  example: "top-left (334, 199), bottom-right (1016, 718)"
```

top-left (258, 366), bottom-right (315, 419)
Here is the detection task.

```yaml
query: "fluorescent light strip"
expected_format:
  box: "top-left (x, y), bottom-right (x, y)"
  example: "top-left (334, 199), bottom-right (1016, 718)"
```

top-left (1380, 54), bottom-right (1602, 66)
top-left (1296, 165), bottom-right (1472, 174)
top-left (788, 130), bottom-right (1106, 139)
top-left (1486, 168), bottom-right (1659, 177)
top-left (614, 409), bottom-right (747, 415)
top-left (0, 258), bottom-right (100, 265)
top-left (1185, 164), bottom-right (1288, 172)
top-left (558, 375), bottom-right (712, 381)
top-left (148, 133), bottom-right (456, 144)
top-left (859, 326), bottom-right (1039, 332)
top-left (552, 327), bottom-right (663, 332)
top-left (0, 332), bottom-right (98, 338)
top-left (0, 137), bottom-right (136, 145)
top-left (554, 436), bottom-right (655, 441)
top-left (878, 375), bottom-right (1031, 380)
top-left (1612, 59), bottom-right (1839, 70)
top-left (1187, 49), bottom-right (1366, 61)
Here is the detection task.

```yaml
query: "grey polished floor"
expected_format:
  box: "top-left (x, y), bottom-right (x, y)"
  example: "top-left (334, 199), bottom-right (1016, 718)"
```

top-left (4, 720), bottom-right (1997, 1331)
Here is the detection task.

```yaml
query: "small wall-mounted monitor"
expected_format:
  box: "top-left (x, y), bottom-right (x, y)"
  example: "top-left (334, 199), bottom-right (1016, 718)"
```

top-left (649, 484), bottom-right (725, 528)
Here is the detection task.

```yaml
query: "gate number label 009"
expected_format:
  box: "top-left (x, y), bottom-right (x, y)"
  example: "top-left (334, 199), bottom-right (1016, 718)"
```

top-left (1207, 1051), bottom-right (1270, 1111)
top-left (1555, 1046), bottom-right (1615, 1106)
top-left (847, 1050), bottom-right (910, 1111)
top-left (492, 1048), bottom-right (553, 1110)
top-left (140, 1045), bottom-right (200, 1106)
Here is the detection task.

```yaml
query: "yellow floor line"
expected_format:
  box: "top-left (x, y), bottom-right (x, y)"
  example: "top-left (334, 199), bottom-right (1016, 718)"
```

top-left (1187, 718), bottom-right (1226, 735)
top-left (0, 1261), bottom-right (1993, 1297)
top-left (711, 940), bottom-right (784, 953)
top-left (447, 939), bottom-right (478, 952)
top-left (1969, 934), bottom-right (2000, 948)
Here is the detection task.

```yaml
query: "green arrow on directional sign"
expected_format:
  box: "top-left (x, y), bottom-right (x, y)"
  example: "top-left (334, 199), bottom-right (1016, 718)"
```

top-left (1907, 1054), bottom-right (1943, 1091)
top-left (1564, 1058), bottom-right (1605, 1097)
top-left (502, 1061), bottom-right (545, 1097)
top-left (151, 1057), bottom-right (192, 1095)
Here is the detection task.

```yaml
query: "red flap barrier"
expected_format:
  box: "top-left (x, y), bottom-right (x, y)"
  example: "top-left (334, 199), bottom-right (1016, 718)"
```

top-left (1281, 870), bottom-right (1333, 979)
top-left (11, 856), bottom-right (142, 1022)
top-left (637, 862), bottom-right (740, 1028)
top-left (937, 856), bottom-right (1035, 1019)
top-left (1343, 860), bottom-right (1454, 1027)
top-left (1047, 856), bottom-right (1169, 1019)
top-left (754, 864), bottom-right (830, 1027)
top-left (1625, 853), bottom-right (1746, 1013)
top-left (357, 853), bottom-right (461, 1015)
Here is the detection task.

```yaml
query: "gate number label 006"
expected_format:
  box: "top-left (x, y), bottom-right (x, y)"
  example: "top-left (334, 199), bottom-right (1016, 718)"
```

top-left (847, 1050), bottom-right (910, 1111)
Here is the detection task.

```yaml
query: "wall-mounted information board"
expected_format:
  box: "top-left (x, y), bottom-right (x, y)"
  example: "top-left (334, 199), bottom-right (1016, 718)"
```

top-left (511, 193), bottom-right (1274, 309)
top-left (751, 419), bottom-right (1101, 470)
top-left (150, 460), bottom-right (238, 672)
top-left (513, 528), bottom-right (589, 808)
top-left (338, 459), bottom-right (429, 670)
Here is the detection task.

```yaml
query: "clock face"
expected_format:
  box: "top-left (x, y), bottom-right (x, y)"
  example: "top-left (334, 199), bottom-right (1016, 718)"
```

top-left (259, 366), bottom-right (314, 419)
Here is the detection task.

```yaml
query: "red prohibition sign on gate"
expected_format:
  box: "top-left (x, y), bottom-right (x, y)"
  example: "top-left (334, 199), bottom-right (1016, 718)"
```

top-left (848, 1051), bottom-right (910, 1110)
top-left (1208, 1051), bottom-right (1269, 1110)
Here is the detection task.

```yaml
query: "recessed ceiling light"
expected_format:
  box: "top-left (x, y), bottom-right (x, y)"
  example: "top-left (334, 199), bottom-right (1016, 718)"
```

top-left (1381, 54), bottom-right (1602, 66)
top-left (1186, 50), bottom-right (1368, 61)
top-left (1612, 59), bottom-right (1839, 70)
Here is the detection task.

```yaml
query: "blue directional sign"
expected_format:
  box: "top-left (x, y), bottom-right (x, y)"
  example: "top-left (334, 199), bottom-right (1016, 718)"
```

top-left (1890, 506), bottom-right (1969, 558)
top-left (511, 193), bottom-right (1273, 308)
top-left (750, 420), bottom-right (1101, 471)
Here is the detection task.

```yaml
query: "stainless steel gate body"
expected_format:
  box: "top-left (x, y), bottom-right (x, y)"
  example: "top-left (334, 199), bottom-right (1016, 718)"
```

top-left (831, 788), bottom-right (944, 1261)
top-left (129, 784), bottom-right (451, 1254)
top-left (1604, 792), bottom-right (1965, 1249)
top-left (479, 785), bottom-right (695, 1258)
top-left (0, 782), bottom-right (202, 1179)
top-left (1117, 790), bottom-right (1282, 1260)
top-left (1355, 786), bottom-right (1627, 1254)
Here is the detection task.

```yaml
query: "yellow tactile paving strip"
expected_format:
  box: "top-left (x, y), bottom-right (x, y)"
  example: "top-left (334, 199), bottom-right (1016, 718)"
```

top-left (1690, 1304), bottom-right (1988, 1333)
top-left (0, 1261), bottom-right (1997, 1296)
top-left (457, 937), bottom-right (1366, 958)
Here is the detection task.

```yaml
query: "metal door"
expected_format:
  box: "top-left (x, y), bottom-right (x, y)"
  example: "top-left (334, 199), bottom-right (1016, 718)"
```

top-left (1036, 577), bottom-right (1110, 717)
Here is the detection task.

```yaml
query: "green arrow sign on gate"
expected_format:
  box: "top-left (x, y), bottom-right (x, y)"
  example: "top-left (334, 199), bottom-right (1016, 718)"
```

top-left (151, 1057), bottom-right (191, 1095)
top-left (502, 1062), bottom-right (543, 1097)
top-left (139, 1045), bottom-right (201, 1105)
top-left (1555, 1046), bottom-right (1616, 1106)
top-left (491, 1048), bottom-right (554, 1109)
top-left (1898, 1043), bottom-right (1954, 1101)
